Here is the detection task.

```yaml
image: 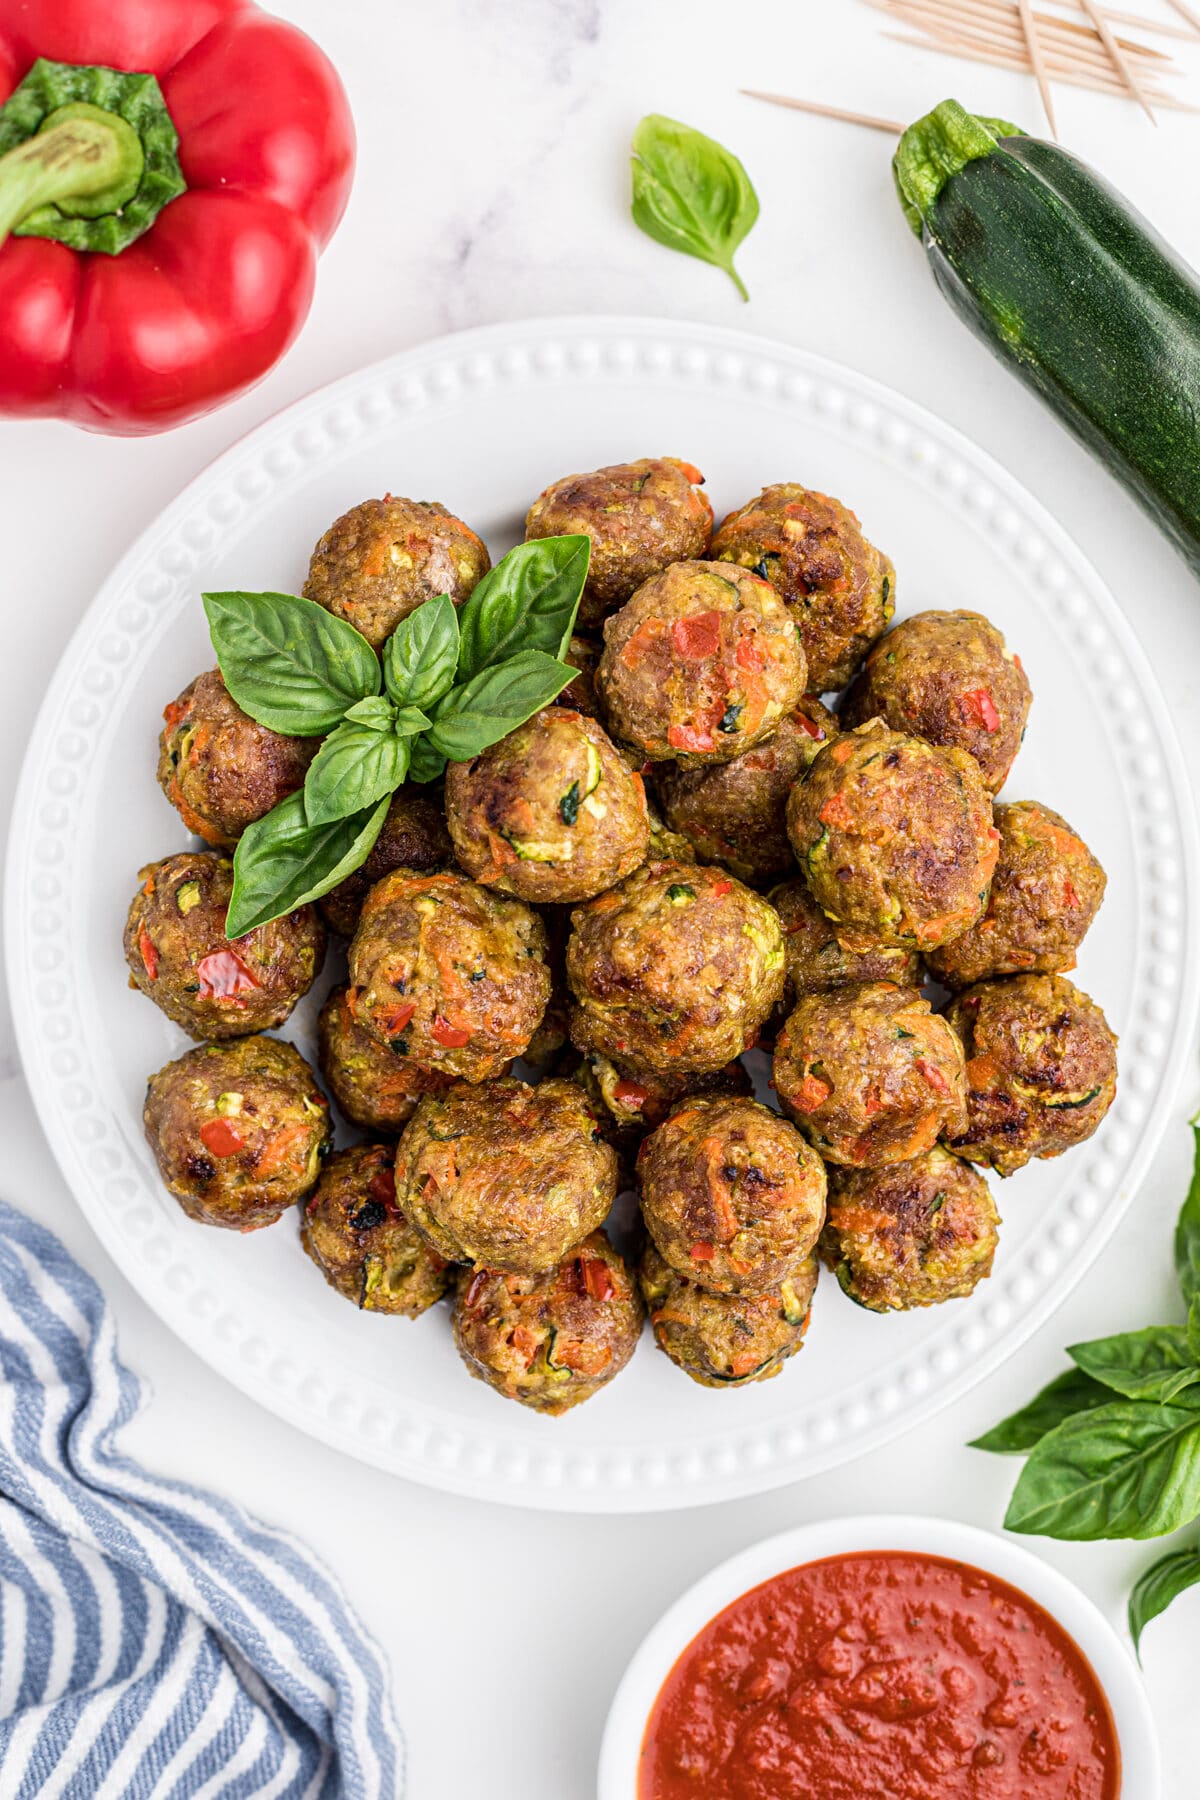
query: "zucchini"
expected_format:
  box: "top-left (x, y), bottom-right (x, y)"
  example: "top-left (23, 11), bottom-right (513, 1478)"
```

top-left (894, 101), bottom-right (1200, 576)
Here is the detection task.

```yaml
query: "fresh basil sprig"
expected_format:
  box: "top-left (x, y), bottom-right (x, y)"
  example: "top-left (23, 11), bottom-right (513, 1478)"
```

top-left (630, 114), bottom-right (759, 301)
top-left (226, 792), bottom-right (392, 938)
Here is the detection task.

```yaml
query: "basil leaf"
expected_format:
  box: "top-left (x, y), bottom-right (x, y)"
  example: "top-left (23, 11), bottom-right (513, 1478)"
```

top-left (427, 651), bottom-right (574, 761)
top-left (1190, 1297), bottom-right (1200, 1363)
top-left (1129, 1541), bottom-right (1200, 1657)
top-left (303, 722), bottom-right (412, 828)
top-left (1004, 1397), bottom-right (1200, 1540)
top-left (1069, 1326), bottom-right (1200, 1404)
top-left (408, 736), bottom-right (448, 784)
top-left (384, 594), bottom-right (460, 712)
top-left (456, 537), bottom-right (589, 681)
top-left (344, 695), bottom-right (396, 730)
top-left (631, 114), bottom-right (759, 301)
top-left (969, 1368), bottom-right (1113, 1455)
top-left (227, 792), bottom-right (390, 937)
top-left (392, 705), bottom-right (432, 737)
top-left (1175, 1119), bottom-right (1200, 1307)
top-left (203, 591), bottom-right (379, 735)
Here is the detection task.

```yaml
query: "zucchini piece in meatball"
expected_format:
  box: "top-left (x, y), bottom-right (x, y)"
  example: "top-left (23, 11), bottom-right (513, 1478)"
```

top-left (841, 609), bottom-right (1032, 794)
top-left (821, 1149), bottom-right (999, 1311)
top-left (347, 869), bottom-right (549, 1082)
top-left (655, 695), bottom-right (838, 885)
top-left (157, 669), bottom-right (317, 848)
top-left (125, 852), bottom-right (325, 1042)
top-left (567, 861), bottom-right (785, 1074)
top-left (944, 974), bottom-right (1118, 1177)
top-left (775, 982), bottom-right (967, 1168)
top-left (318, 786), bottom-right (452, 937)
top-left (301, 1143), bottom-right (450, 1317)
top-left (925, 801), bottom-right (1107, 990)
top-left (453, 1233), bottom-right (643, 1414)
top-left (769, 877), bottom-right (920, 1011)
top-left (143, 1036), bottom-right (330, 1231)
top-left (597, 561), bottom-right (806, 765)
top-left (638, 1097), bottom-right (827, 1295)
top-left (317, 986), bottom-right (455, 1134)
top-left (302, 494), bottom-right (490, 651)
top-left (524, 456), bottom-right (713, 632)
top-left (787, 721), bottom-right (999, 952)
top-left (711, 484), bottom-right (895, 692)
top-left (640, 1244), bottom-right (817, 1387)
top-left (445, 708), bottom-right (649, 904)
top-left (397, 1077), bottom-right (617, 1274)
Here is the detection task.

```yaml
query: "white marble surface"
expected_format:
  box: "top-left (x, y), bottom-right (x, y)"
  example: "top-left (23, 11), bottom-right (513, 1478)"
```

top-left (2, 3), bottom-right (1199, 1795)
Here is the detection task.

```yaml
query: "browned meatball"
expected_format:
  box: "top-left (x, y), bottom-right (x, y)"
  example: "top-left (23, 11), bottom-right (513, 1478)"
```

top-left (787, 722), bottom-right (1000, 951)
top-left (925, 802), bottom-right (1107, 990)
top-left (556, 634), bottom-right (604, 719)
top-left (944, 975), bottom-right (1118, 1177)
top-left (637, 1097), bottom-right (827, 1295)
top-left (769, 877), bottom-right (920, 1011)
top-left (640, 1244), bottom-right (817, 1387)
top-left (347, 870), bottom-right (549, 1082)
top-left (453, 1234), bottom-right (643, 1414)
top-left (597, 561), bottom-right (806, 765)
top-left (841, 610), bottom-right (1032, 794)
top-left (125, 852), bottom-right (325, 1041)
top-left (157, 669), bottom-right (317, 848)
top-left (775, 983), bottom-right (967, 1167)
top-left (567, 861), bottom-right (785, 1074)
top-left (302, 494), bottom-right (490, 650)
top-left (821, 1149), bottom-right (999, 1311)
top-left (143, 1036), bottom-right (331, 1231)
top-left (525, 457), bottom-right (713, 632)
top-left (444, 708), bottom-right (649, 903)
top-left (655, 696), bottom-right (838, 884)
top-left (318, 787), bottom-right (452, 937)
top-left (317, 986), bottom-right (456, 1134)
top-left (301, 1143), bottom-right (450, 1316)
top-left (711, 485), bottom-right (894, 691)
top-left (397, 1077), bottom-right (617, 1273)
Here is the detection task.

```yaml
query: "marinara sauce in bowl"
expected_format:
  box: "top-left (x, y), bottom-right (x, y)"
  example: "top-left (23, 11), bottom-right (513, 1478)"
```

top-left (599, 1517), bottom-right (1159, 1800)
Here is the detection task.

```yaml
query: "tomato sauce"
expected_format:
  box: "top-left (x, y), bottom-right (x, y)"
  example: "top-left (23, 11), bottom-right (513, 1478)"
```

top-left (639, 1551), bottom-right (1120, 1800)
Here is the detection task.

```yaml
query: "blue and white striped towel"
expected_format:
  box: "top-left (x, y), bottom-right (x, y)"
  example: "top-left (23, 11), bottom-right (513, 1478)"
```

top-left (0, 1199), bottom-right (403, 1797)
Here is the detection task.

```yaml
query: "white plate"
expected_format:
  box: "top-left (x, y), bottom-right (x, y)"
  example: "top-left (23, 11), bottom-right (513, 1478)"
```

top-left (7, 317), bottom-right (1197, 1513)
top-left (597, 1515), bottom-right (1161, 1797)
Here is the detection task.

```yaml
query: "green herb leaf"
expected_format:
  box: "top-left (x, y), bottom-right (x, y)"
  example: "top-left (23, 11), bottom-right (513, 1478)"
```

top-left (1189, 1297), bottom-right (1200, 1363)
top-left (384, 593), bottom-right (461, 712)
top-left (203, 591), bottom-right (379, 736)
top-left (456, 537), bottom-right (589, 682)
top-left (408, 737), bottom-right (448, 784)
top-left (969, 1368), bottom-right (1114, 1455)
top-left (1069, 1326), bottom-right (1200, 1404)
top-left (1175, 1119), bottom-right (1200, 1308)
top-left (392, 705), bottom-right (432, 737)
top-left (427, 651), bottom-right (574, 761)
top-left (1128, 1541), bottom-right (1200, 1657)
top-left (227, 792), bottom-right (390, 937)
top-left (631, 114), bottom-right (759, 301)
top-left (1004, 1397), bottom-right (1200, 1540)
top-left (303, 722), bottom-right (412, 828)
top-left (343, 695), bottom-right (396, 730)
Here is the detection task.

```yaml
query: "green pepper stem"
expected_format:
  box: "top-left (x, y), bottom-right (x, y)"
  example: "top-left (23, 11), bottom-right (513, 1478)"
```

top-left (0, 101), bottom-right (143, 247)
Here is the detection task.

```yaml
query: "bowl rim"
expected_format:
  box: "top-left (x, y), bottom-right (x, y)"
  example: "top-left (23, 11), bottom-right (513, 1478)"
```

top-left (597, 1512), bottom-right (1160, 1799)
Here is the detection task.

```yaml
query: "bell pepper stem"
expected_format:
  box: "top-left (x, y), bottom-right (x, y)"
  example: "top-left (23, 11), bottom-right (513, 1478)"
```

top-left (0, 102), bottom-right (143, 248)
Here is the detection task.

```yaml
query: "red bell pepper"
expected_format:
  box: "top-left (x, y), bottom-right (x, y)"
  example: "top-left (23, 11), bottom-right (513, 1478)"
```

top-left (0, 0), bottom-right (354, 433)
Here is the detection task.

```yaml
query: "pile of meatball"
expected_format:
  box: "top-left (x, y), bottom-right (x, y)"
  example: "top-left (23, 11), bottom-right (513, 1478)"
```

top-left (126, 460), bottom-right (1116, 1418)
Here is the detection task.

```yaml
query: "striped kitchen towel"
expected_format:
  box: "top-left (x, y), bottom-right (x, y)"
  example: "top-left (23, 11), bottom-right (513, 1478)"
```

top-left (0, 1198), bottom-right (403, 1798)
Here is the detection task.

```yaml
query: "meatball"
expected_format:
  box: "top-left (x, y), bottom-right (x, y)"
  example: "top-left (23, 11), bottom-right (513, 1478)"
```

top-left (567, 860), bottom-right (785, 1074)
top-left (787, 721), bottom-right (999, 951)
top-left (711, 484), bottom-right (894, 692)
top-left (841, 609), bottom-right (1032, 794)
top-left (774, 982), bottom-right (967, 1167)
top-left (397, 1077), bottom-right (617, 1273)
top-left (317, 985), bottom-right (455, 1134)
top-left (143, 1035), bottom-right (330, 1230)
top-left (302, 494), bottom-right (490, 651)
top-left (452, 1233), bottom-right (643, 1414)
top-left (640, 1244), bottom-right (817, 1387)
top-left (157, 669), bottom-right (317, 848)
top-left (638, 1097), bottom-right (827, 1295)
top-left (556, 634), bottom-right (604, 720)
top-left (925, 801), bottom-right (1107, 990)
top-left (347, 869), bottom-right (549, 1082)
top-left (318, 786), bottom-right (452, 937)
top-left (125, 852), bottom-right (325, 1041)
top-left (944, 974), bottom-right (1118, 1176)
top-left (301, 1143), bottom-right (450, 1316)
top-left (525, 456), bottom-right (713, 632)
top-left (597, 561), bottom-right (806, 765)
top-left (821, 1149), bottom-right (999, 1311)
top-left (444, 708), bottom-right (649, 903)
top-left (655, 695), bottom-right (838, 884)
top-left (769, 876), bottom-right (920, 1010)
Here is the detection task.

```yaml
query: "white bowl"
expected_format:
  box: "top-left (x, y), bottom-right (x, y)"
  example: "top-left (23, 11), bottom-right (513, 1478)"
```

top-left (598, 1514), bottom-right (1160, 1798)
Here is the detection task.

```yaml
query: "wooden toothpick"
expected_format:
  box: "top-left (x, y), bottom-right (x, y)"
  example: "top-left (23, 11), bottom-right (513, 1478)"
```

top-left (739, 91), bottom-right (905, 133)
top-left (1016, 0), bottom-right (1059, 131)
top-left (1076, 0), bottom-right (1158, 118)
